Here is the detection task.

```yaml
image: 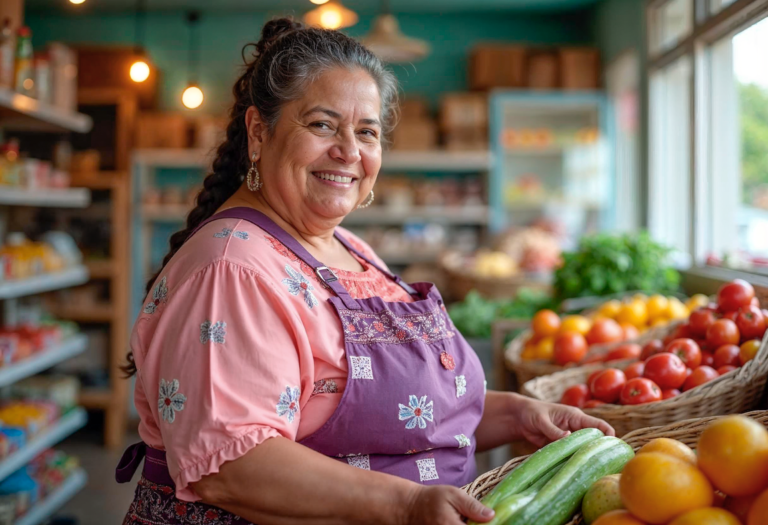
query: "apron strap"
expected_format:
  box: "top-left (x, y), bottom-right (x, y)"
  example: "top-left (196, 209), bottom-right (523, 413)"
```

top-left (189, 207), bottom-right (361, 310)
top-left (115, 441), bottom-right (146, 484)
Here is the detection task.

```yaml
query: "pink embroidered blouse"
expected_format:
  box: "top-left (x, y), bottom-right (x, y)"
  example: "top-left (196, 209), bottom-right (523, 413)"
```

top-left (130, 218), bottom-right (414, 501)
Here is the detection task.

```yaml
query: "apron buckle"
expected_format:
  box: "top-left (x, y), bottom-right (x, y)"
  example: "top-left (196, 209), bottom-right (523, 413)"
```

top-left (315, 266), bottom-right (339, 284)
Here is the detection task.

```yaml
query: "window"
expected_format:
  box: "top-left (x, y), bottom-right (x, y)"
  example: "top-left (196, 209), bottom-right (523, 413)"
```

top-left (650, 0), bottom-right (694, 56)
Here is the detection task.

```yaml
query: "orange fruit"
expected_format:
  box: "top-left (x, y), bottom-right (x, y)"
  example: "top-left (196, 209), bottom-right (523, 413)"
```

top-left (740, 339), bottom-right (761, 365)
top-left (599, 300), bottom-right (623, 319)
top-left (647, 295), bottom-right (670, 321)
top-left (560, 315), bottom-right (592, 336)
top-left (532, 309), bottom-right (560, 337)
top-left (617, 301), bottom-right (649, 328)
top-left (697, 415), bottom-right (768, 496)
top-left (593, 510), bottom-right (647, 525)
top-left (620, 452), bottom-right (714, 524)
top-left (723, 494), bottom-right (758, 523)
top-left (748, 488), bottom-right (768, 525)
top-left (534, 337), bottom-right (555, 360)
top-left (668, 508), bottom-right (741, 525)
top-left (637, 438), bottom-right (697, 466)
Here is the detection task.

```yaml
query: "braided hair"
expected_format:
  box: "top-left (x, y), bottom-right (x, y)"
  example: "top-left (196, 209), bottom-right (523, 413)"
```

top-left (122, 18), bottom-right (399, 376)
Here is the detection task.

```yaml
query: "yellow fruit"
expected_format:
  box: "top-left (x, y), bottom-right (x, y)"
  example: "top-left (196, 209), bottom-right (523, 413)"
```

top-left (637, 438), bottom-right (697, 466)
top-left (651, 318), bottom-right (668, 328)
top-left (697, 415), bottom-right (768, 497)
top-left (534, 337), bottom-right (555, 360)
top-left (521, 347), bottom-right (537, 360)
top-left (560, 315), bottom-right (592, 336)
top-left (599, 300), bottom-right (623, 319)
top-left (633, 293), bottom-right (649, 303)
top-left (620, 452), bottom-right (714, 524)
top-left (646, 295), bottom-right (670, 320)
top-left (687, 294), bottom-right (711, 312)
top-left (667, 297), bottom-right (690, 320)
top-left (668, 508), bottom-right (741, 525)
top-left (747, 488), bottom-right (768, 525)
top-left (617, 301), bottom-right (649, 328)
top-left (532, 309), bottom-right (561, 337)
top-left (593, 510), bottom-right (647, 525)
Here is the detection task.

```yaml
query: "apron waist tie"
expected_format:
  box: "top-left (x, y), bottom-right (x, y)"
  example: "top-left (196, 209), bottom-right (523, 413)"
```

top-left (116, 442), bottom-right (176, 487)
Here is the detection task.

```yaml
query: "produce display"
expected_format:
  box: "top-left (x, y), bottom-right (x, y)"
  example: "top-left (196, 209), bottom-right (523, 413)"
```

top-left (470, 428), bottom-right (634, 525)
top-left (449, 289), bottom-right (553, 339)
top-left (585, 415), bottom-right (768, 525)
top-left (558, 280), bottom-right (766, 408)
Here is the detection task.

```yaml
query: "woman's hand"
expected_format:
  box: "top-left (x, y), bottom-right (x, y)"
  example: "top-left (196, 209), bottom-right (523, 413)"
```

top-left (511, 394), bottom-right (615, 448)
top-left (403, 485), bottom-right (495, 525)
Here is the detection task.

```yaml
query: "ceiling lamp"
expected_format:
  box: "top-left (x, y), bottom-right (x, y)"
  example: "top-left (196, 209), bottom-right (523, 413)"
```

top-left (304, 0), bottom-right (358, 30)
top-left (130, 0), bottom-right (151, 83)
top-left (309, 0), bottom-right (329, 4)
top-left (181, 11), bottom-right (204, 109)
top-left (361, 0), bottom-right (430, 63)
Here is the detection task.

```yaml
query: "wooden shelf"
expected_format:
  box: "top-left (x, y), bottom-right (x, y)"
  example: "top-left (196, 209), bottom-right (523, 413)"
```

top-left (85, 260), bottom-right (114, 279)
top-left (70, 171), bottom-right (128, 190)
top-left (49, 304), bottom-right (114, 323)
top-left (79, 388), bottom-right (112, 410)
top-left (0, 87), bottom-right (92, 133)
top-left (0, 187), bottom-right (91, 208)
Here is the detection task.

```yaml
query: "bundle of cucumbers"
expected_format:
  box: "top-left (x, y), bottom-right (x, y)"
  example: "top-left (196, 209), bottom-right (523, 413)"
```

top-left (470, 429), bottom-right (634, 525)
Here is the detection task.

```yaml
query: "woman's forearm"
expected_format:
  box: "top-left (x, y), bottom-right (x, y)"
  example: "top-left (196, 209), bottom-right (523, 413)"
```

top-left (474, 391), bottom-right (523, 452)
top-left (191, 436), bottom-right (416, 525)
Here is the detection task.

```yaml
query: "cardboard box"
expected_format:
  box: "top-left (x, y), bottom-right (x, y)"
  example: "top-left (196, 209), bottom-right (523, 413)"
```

top-left (443, 128), bottom-right (488, 151)
top-left (399, 97), bottom-right (430, 121)
top-left (470, 45), bottom-right (527, 90)
top-left (528, 51), bottom-right (559, 90)
top-left (440, 93), bottom-right (487, 131)
top-left (392, 119), bottom-right (438, 151)
top-left (135, 113), bottom-right (189, 149)
top-left (560, 48), bottom-right (600, 90)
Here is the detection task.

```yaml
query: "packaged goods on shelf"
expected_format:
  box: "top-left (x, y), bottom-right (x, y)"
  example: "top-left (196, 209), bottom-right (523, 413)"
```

top-left (391, 119), bottom-right (438, 151)
top-left (439, 93), bottom-right (488, 131)
top-left (0, 233), bottom-right (74, 282)
top-left (0, 401), bottom-right (60, 440)
top-left (528, 50), bottom-right (560, 90)
top-left (10, 376), bottom-right (80, 413)
top-left (398, 97), bottom-right (430, 120)
top-left (0, 139), bottom-right (71, 189)
top-left (13, 26), bottom-right (33, 97)
top-left (0, 322), bottom-right (71, 365)
top-left (0, 19), bottom-right (14, 90)
top-left (46, 43), bottom-right (77, 113)
top-left (470, 45), bottom-right (527, 90)
top-left (560, 47), bottom-right (600, 90)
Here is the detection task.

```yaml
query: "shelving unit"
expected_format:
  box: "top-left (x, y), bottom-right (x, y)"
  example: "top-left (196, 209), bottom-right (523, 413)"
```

top-left (0, 80), bottom-right (94, 521)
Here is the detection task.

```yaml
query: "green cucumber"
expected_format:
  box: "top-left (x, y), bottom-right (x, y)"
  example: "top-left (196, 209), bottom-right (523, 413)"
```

top-left (480, 428), bottom-right (604, 509)
top-left (506, 437), bottom-right (635, 525)
top-left (484, 463), bottom-right (565, 525)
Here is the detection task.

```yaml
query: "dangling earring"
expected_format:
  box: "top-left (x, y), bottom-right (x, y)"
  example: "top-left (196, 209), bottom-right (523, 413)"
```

top-left (246, 153), bottom-right (262, 192)
top-left (357, 190), bottom-right (374, 209)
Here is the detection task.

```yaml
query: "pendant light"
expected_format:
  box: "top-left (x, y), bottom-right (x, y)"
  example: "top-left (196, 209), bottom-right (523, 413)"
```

top-left (130, 0), bottom-right (151, 83)
top-left (181, 11), bottom-right (204, 110)
top-left (360, 0), bottom-right (430, 63)
top-left (304, 0), bottom-right (358, 30)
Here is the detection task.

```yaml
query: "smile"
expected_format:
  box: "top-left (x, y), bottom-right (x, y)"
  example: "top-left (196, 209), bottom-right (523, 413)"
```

top-left (314, 172), bottom-right (355, 183)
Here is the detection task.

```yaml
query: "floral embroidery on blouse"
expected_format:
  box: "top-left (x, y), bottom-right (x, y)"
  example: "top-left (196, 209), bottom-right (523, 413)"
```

top-left (339, 307), bottom-right (455, 345)
top-left (455, 375), bottom-right (467, 398)
top-left (416, 458), bottom-right (439, 482)
top-left (350, 356), bottom-right (374, 380)
top-left (282, 265), bottom-right (319, 309)
top-left (346, 455), bottom-right (371, 470)
top-left (455, 434), bottom-right (471, 449)
top-left (143, 276), bottom-right (168, 314)
top-left (276, 386), bottom-right (301, 423)
top-left (233, 230), bottom-right (249, 240)
top-left (158, 379), bottom-right (187, 423)
top-left (199, 320), bottom-right (226, 344)
top-left (213, 228), bottom-right (232, 238)
top-left (311, 378), bottom-right (338, 396)
top-left (398, 395), bottom-right (434, 430)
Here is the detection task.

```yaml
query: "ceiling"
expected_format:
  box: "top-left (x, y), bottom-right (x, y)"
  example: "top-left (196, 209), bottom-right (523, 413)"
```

top-left (26, 0), bottom-right (601, 15)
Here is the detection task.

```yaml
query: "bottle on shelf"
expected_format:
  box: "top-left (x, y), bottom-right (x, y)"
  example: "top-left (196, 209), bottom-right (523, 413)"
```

top-left (0, 18), bottom-right (14, 90)
top-left (13, 27), bottom-right (34, 98)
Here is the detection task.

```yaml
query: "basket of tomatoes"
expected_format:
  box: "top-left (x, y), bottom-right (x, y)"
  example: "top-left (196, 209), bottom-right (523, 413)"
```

top-left (505, 293), bottom-right (705, 386)
top-left (522, 279), bottom-right (768, 437)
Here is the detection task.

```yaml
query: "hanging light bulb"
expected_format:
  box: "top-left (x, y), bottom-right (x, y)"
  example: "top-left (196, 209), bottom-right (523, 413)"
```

top-left (130, 0), bottom-right (151, 83)
top-left (69, 0), bottom-right (86, 4)
top-left (309, 0), bottom-right (329, 4)
top-left (130, 60), bottom-right (150, 82)
top-left (182, 85), bottom-right (204, 109)
top-left (304, 0), bottom-right (358, 30)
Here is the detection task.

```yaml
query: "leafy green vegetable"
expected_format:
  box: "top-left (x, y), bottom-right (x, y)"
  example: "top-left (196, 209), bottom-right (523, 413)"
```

top-left (553, 232), bottom-right (680, 301)
top-left (448, 289), bottom-right (554, 339)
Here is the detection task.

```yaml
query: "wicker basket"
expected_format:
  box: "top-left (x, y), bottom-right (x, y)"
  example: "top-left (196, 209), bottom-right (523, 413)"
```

top-left (506, 321), bottom-right (680, 387)
top-left (462, 411), bottom-right (768, 525)
top-left (443, 266), bottom-right (551, 302)
top-left (521, 331), bottom-right (768, 437)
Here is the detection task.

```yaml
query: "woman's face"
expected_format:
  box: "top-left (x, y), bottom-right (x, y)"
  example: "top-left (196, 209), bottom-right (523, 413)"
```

top-left (247, 67), bottom-right (383, 232)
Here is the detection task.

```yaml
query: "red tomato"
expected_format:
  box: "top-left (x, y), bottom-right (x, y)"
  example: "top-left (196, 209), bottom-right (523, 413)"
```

top-left (591, 368), bottom-right (627, 404)
top-left (685, 367), bottom-right (693, 378)
top-left (662, 388), bottom-right (681, 400)
top-left (643, 352), bottom-right (687, 389)
top-left (620, 378), bottom-right (662, 405)
top-left (695, 339), bottom-right (713, 354)
top-left (735, 305), bottom-right (767, 341)
top-left (723, 311), bottom-right (739, 322)
top-left (701, 351), bottom-right (715, 367)
top-left (604, 344), bottom-right (642, 362)
top-left (683, 365), bottom-right (719, 391)
top-left (717, 365), bottom-right (737, 375)
top-left (624, 361), bottom-right (646, 380)
top-left (587, 369), bottom-right (603, 391)
top-left (553, 332), bottom-right (588, 366)
top-left (640, 339), bottom-right (665, 361)
top-left (560, 384), bottom-right (591, 407)
top-left (621, 323), bottom-right (640, 341)
top-left (713, 344), bottom-right (741, 368)
top-left (586, 319), bottom-right (624, 346)
top-left (751, 297), bottom-right (760, 307)
top-left (583, 399), bottom-right (606, 408)
top-left (665, 338), bottom-right (702, 369)
top-left (689, 308), bottom-right (718, 338)
top-left (762, 308), bottom-right (768, 319)
top-left (717, 279), bottom-right (755, 312)
top-left (707, 319), bottom-right (740, 348)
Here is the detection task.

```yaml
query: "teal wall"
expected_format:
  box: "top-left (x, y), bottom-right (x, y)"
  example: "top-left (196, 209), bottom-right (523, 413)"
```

top-left (592, 0), bottom-right (644, 64)
top-left (25, 9), bottom-right (593, 114)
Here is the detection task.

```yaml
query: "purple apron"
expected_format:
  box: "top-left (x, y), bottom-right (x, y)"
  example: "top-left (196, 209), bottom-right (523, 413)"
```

top-left (118, 207), bottom-right (486, 524)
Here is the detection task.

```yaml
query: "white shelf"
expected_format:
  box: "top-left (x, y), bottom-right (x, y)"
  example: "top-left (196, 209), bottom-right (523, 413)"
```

top-left (0, 88), bottom-right (92, 134)
top-left (342, 205), bottom-right (488, 226)
top-left (15, 468), bottom-right (87, 525)
top-left (142, 204), bottom-right (188, 222)
top-left (0, 267), bottom-right (90, 300)
top-left (504, 147), bottom-right (564, 157)
top-left (133, 148), bottom-right (212, 168)
top-left (0, 187), bottom-right (91, 208)
top-left (506, 199), bottom-right (603, 210)
top-left (0, 335), bottom-right (88, 389)
top-left (0, 409), bottom-right (87, 482)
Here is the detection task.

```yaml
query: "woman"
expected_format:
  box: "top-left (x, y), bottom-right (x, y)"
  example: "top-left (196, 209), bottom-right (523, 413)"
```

top-left (117, 18), bottom-right (614, 525)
